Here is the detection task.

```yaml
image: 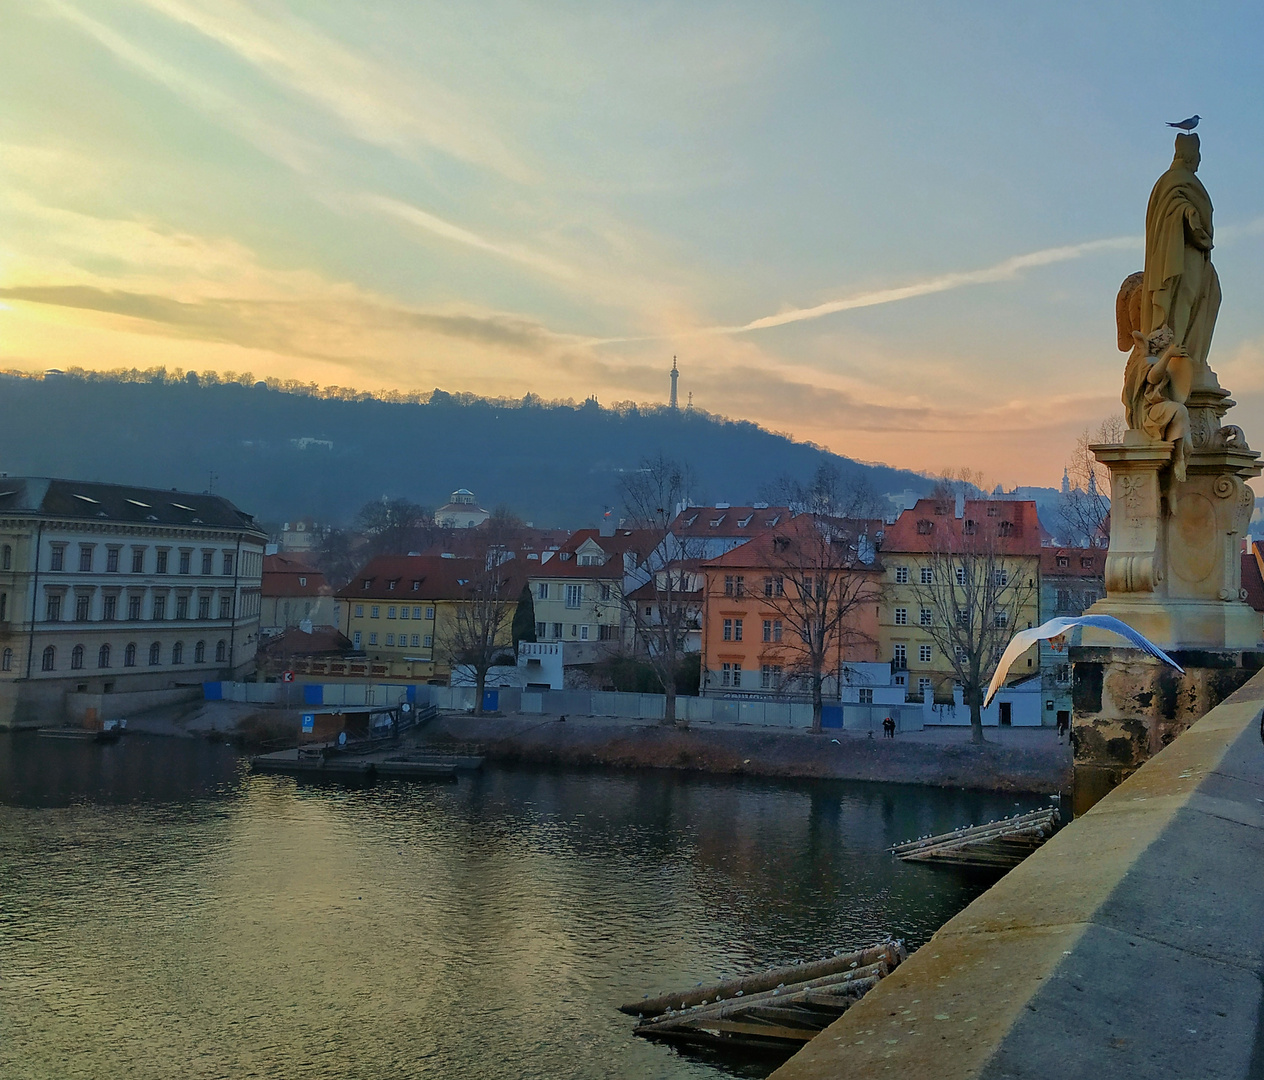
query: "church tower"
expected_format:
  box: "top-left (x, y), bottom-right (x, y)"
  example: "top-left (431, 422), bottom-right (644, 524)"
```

top-left (669, 356), bottom-right (679, 410)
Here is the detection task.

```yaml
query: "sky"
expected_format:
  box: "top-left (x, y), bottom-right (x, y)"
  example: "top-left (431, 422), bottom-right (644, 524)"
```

top-left (2, 1), bottom-right (1264, 488)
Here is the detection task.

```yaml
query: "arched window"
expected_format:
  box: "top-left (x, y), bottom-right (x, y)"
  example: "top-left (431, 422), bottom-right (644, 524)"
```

top-left (194, 640), bottom-right (206, 663)
top-left (0, 592), bottom-right (7, 622)
top-left (215, 639), bottom-right (227, 663)
top-left (172, 641), bottom-right (183, 664)
top-left (124, 642), bottom-right (137, 667)
top-left (71, 644), bottom-right (85, 670)
top-left (149, 642), bottom-right (161, 666)
top-left (1, 544), bottom-right (10, 570)
top-left (2, 647), bottom-right (13, 671)
top-left (42, 646), bottom-right (55, 671)
top-left (98, 643), bottom-right (110, 669)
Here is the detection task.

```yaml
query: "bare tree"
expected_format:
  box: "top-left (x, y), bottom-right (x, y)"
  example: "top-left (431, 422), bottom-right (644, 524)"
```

top-left (907, 484), bottom-right (1039, 744)
top-left (1058, 417), bottom-right (1122, 548)
top-left (618, 454), bottom-right (702, 726)
top-left (313, 526), bottom-right (359, 590)
top-left (355, 497), bottom-right (437, 558)
top-left (438, 522), bottom-right (522, 715)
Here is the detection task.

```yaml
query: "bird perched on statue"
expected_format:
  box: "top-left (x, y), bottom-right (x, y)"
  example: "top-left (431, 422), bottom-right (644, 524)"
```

top-left (1166, 115), bottom-right (1201, 132)
top-left (984, 615), bottom-right (1183, 707)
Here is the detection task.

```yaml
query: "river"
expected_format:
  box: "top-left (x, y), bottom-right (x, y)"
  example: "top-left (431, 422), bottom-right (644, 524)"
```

top-left (0, 733), bottom-right (1041, 1079)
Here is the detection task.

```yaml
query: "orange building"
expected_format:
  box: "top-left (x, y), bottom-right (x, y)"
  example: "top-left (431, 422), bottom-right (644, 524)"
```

top-left (698, 518), bottom-right (882, 697)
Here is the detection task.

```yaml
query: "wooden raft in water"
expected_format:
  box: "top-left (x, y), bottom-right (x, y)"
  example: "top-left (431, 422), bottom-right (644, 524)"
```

top-left (622, 940), bottom-right (905, 1053)
top-left (891, 806), bottom-right (1060, 870)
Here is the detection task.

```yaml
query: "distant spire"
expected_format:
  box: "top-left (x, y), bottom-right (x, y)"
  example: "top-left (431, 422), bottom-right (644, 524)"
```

top-left (686, 391), bottom-right (693, 412)
top-left (1061, 467), bottom-right (1071, 496)
top-left (669, 355), bottom-right (679, 409)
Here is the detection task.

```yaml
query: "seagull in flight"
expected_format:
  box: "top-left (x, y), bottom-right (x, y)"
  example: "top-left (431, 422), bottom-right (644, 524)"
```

top-left (984, 615), bottom-right (1183, 708)
top-left (1166, 115), bottom-right (1201, 132)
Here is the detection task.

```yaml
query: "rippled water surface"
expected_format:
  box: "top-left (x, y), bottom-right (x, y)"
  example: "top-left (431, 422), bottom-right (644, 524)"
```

top-left (0, 734), bottom-right (1039, 1079)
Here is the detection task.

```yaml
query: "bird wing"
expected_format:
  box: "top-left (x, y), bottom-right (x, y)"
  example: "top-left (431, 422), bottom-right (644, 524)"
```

top-left (983, 615), bottom-right (1183, 708)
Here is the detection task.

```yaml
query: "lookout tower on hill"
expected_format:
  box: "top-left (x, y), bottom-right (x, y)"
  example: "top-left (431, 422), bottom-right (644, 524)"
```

top-left (669, 356), bottom-right (679, 410)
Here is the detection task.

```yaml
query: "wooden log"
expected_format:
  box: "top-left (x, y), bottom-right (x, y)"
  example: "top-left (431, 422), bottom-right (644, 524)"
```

top-left (891, 808), bottom-right (1057, 855)
top-left (620, 940), bottom-right (901, 1016)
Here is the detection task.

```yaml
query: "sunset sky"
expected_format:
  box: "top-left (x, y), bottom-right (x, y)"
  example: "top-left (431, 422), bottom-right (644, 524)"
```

top-left (2, 1), bottom-right (1263, 488)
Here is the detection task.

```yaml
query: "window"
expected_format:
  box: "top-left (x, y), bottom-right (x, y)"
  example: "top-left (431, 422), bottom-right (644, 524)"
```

top-left (132, 549), bottom-right (145, 574)
top-left (994, 610), bottom-right (1009, 629)
top-left (1081, 557), bottom-right (1094, 570)
top-left (760, 664), bottom-right (783, 690)
top-left (721, 662), bottom-right (731, 687)
top-left (388, 581), bottom-right (396, 591)
top-left (102, 595), bottom-right (117, 621)
top-left (399, 606), bottom-right (409, 620)
top-left (858, 687), bottom-right (874, 704)
top-left (763, 619), bottom-right (772, 642)
top-left (894, 565), bottom-right (908, 584)
top-left (1056, 588), bottom-right (1071, 610)
top-left (355, 604), bottom-right (364, 618)
top-left (42, 646), bottom-right (56, 671)
top-left (537, 583), bottom-right (549, 600)
top-left (46, 594), bottom-right (62, 621)
top-left (723, 619), bottom-right (733, 641)
top-left (194, 640), bottom-right (206, 663)
top-left (987, 505), bottom-right (1000, 517)
top-left (1056, 555), bottom-right (1069, 568)
top-left (411, 581), bottom-right (420, 591)
top-left (733, 618), bottom-right (743, 641)
top-left (124, 643), bottom-right (137, 667)
top-left (149, 642), bottom-right (161, 665)
top-left (71, 644), bottom-right (84, 670)
top-left (919, 644), bottom-right (932, 663)
top-left (179, 551), bottom-right (191, 575)
top-left (957, 608), bottom-right (969, 626)
top-left (893, 644), bottom-right (907, 667)
top-left (1, 648), bottom-right (10, 671)
top-left (599, 624), bottom-right (614, 641)
top-left (387, 606), bottom-right (397, 619)
top-left (916, 519), bottom-right (933, 535)
top-left (724, 575), bottom-right (734, 596)
top-left (920, 566), bottom-right (934, 585)
top-left (49, 545), bottom-right (63, 571)
top-left (369, 633), bottom-right (378, 645)
top-left (410, 634), bottom-right (420, 648)
top-left (764, 576), bottom-right (774, 597)
top-left (79, 545), bottom-right (93, 572)
top-left (353, 631), bottom-right (362, 648)
top-left (955, 567), bottom-right (966, 586)
top-left (565, 584), bottom-right (582, 608)
top-left (569, 625), bottom-right (578, 638)
top-left (156, 550), bottom-right (169, 574)
top-left (964, 519), bottom-right (977, 535)
top-left (536, 621), bottom-right (547, 638)
top-left (97, 643), bottom-right (110, 669)
top-left (371, 606), bottom-right (380, 619)
top-left (956, 645), bottom-right (968, 663)
top-left (919, 608), bottom-right (933, 627)
top-left (0, 593), bottom-right (5, 621)
top-left (219, 595), bottom-right (232, 619)
top-left (918, 677), bottom-right (933, 701)
top-left (579, 625), bottom-right (589, 640)
top-left (201, 552), bottom-right (213, 575)
top-left (386, 633), bottom-right (395, 646)
top-left (172, 641), bottom-right (183, 664)
top-left (732, 663), bottom-right (742, 688)
top-left (176, 595), bottom-right (189, 620)
top-left (76, 594), bottom-right (91, 621)
top-left (198, 595), bottom-right (211, 619)
top-left (994, 568), bottom-right (1009, 587)
top-left (128, 595), bottom-right (141, 620)
top-left (425, 607), bottom-right (434, 620)
top-left (734, 576), bottom-right (745, 596)
top-left (423, 634), bottom-right (433, 648)
top-left (600, 583), bottom-right (612, 601)
top-left (152, 595), bottom-right (166, 620)
top-left (552, 622), bottom-right (563, 638)
top-left (998, 521), bottom-right (1014, 537)
top-left (106, 548), bottom-right (120, 573)
top-left (772, 620), bottom-right (782, 642)
top-left (215, 640), bottom-right (226, 662)
top-left (894, 607), bottom-right (908, 626)
top-left (222, 553), bottom-right (234, 576)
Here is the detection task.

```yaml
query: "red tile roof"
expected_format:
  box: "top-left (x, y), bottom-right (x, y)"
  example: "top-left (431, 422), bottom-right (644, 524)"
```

top-left (882, 499), bottom-right (1044, 555)
top-left (335, 554), bottom-right (527, 601)
top-left (669, 505), bottom-right (793, 537)
top-left (1242, 542), bottom-right (1264, 613)
top-left (261, 625), bottom-right (352, 657)
top-left (262, 553), bottom-right (332, 597)
top-left (701, 515), bottom-right (882, 569)
top-left (1040, 548), bottom-right (1107, 577)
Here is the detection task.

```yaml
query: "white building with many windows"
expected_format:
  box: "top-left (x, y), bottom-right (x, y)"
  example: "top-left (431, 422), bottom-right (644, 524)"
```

top-left (0, 477), bottom-right (266, 728)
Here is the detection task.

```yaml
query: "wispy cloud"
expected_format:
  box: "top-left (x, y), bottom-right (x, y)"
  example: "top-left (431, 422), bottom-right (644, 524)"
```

top-left (725, 235), bottom-right (1143, 333)
top-left (359, 195), bottom-right (577, 281)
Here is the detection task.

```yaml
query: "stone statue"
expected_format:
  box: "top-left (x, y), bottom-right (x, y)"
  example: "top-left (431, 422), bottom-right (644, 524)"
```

top-left (1141, 133), bottom-right (1220, 380)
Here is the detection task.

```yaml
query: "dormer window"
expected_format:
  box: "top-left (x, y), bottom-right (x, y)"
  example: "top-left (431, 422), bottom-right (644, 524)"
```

top-left (738, 515), bottom-right (753, 528)
top-left (362, 579), bottom-right (371, 590)
top-left (388, 580), bottom-right (396, 590)
top-left (683, 515), bottom-right (698, 527)
top-left (298, 577), bottom-right (307, 587)
top-left (412, 580), bottom-right (421, 590)
top-left (917, 520), bottom-right (933, 535)
top-left (1081, 557), bottom-right (1094, 569)
top-left (710, 515), bottom-right (726, 527)
top-left (987, 505), bottom-right (1000, 517)
top-left (1056, 556), bottom-right (1069, 568)
top-left (963, 519), bottom-right (977, 535)
top-left (998, 521), bottom-right (1014, 537)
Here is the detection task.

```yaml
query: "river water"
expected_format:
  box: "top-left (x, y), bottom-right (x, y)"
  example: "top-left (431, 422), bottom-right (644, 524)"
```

top-left (0, 734), bottom-right (1040, 1080)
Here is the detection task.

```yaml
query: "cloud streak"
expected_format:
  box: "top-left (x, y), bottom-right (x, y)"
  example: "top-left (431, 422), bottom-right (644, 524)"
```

top-left (725, 235), bottom-right (1143, 333)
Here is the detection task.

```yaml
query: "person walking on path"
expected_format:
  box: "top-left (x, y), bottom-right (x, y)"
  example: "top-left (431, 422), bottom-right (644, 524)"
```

top-left (1056, 712), bottom-right (1070, 743)
top-left (882, 716), bottom-right (896, 739)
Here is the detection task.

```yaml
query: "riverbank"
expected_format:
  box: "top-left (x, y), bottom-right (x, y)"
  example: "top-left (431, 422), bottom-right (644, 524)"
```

top-left (414, 714), bottom-right (1072, 794)
top-left (114, 699), bottom-right (1071, 793)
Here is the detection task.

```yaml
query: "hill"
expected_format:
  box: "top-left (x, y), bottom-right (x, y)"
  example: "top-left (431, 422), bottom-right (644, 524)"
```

top-left (0, 370), bottom-right (933, 528)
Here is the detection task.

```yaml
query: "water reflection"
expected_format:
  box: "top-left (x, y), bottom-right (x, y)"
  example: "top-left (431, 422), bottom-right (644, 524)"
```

top-left (0, 735), bottom-right (1038, 1080)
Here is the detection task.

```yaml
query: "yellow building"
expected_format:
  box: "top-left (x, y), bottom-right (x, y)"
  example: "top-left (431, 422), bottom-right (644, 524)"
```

top-left (879, 499), bottom-right (1042, 703)
top-left (337, 555), bottom-right (521, 682)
